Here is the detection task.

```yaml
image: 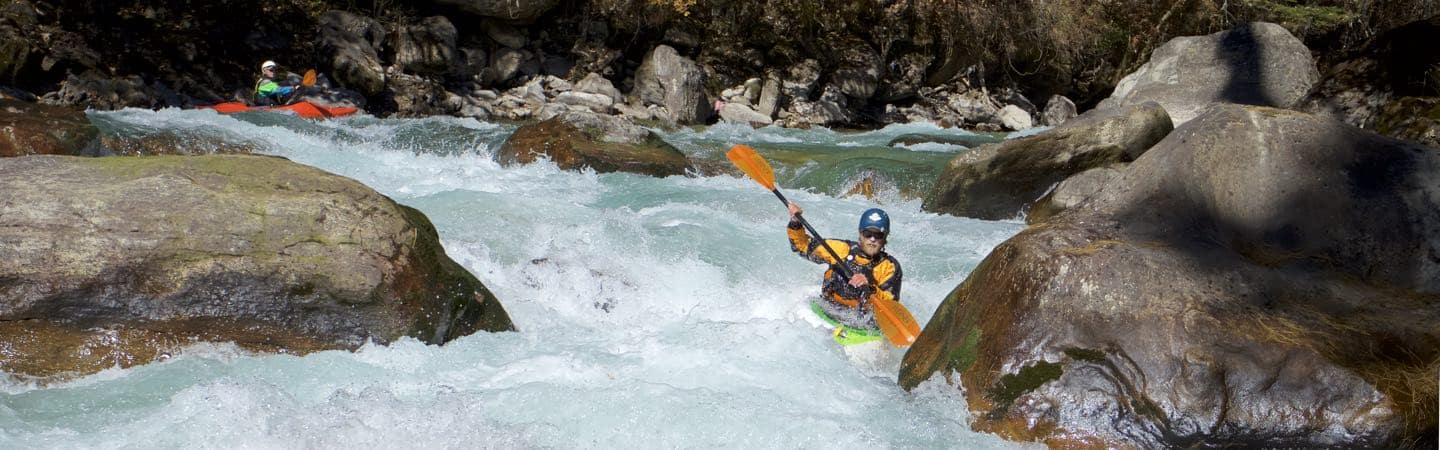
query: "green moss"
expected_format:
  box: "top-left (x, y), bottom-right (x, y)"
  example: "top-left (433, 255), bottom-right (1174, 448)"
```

top-left (987, 361), bottom-right (1064, 413)
top-left (1255, 1), bottom-right (1355, 31)
top-left (1063, 347), bottom-right (1106, 363)
top-left (947, 328), bottom-right (982, 373)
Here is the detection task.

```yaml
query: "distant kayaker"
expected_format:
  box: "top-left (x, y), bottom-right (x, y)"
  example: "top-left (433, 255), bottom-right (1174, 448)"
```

top-left (786, 203), bottom-right (902, 331)
top-left (254, 60), bottom-right (297, 106)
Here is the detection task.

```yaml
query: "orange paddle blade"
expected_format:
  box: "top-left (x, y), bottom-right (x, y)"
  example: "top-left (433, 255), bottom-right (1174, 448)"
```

top-left (726, 144), bottom-right (776, 190)
top-left (302, 69), bottom-right (317, 87)
top-left (873, 297), bottom-right (920, 347)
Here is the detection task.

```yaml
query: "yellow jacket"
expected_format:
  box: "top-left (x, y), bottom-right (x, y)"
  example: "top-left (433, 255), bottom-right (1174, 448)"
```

top-left (787, 220), bottom-right (902, 312)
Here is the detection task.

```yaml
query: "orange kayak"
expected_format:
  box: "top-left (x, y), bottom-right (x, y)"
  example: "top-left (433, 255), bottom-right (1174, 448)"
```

top-left (203, 101), bottom-right (359, 119)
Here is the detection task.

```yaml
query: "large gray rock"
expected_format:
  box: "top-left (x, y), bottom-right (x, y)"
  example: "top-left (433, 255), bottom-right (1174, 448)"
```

top-left (831, 39), bottom-right (882, 101)
top-left (394, 16), bottom-right (458, 76)
top-left (902, 104), bottom-right (1440, 448)
top-left (318, 11), bottom-right (385, 97)
top-left (1099, 22), bottom-right (1319, 125)
top-left (425, 0), bottom-right (561, 23)
top-left (1041, 95), bottom-right (1078, 126)
top-left (0, 155), bottom-right (513, 380)
top-left (633, 45), bottom-right (710, 124)
top-left (924, 102), bottom-right (1173, 220)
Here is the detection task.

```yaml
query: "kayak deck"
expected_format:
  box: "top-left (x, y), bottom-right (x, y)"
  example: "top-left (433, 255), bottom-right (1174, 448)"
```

top-left (202, 101), bottom-right (358, 119)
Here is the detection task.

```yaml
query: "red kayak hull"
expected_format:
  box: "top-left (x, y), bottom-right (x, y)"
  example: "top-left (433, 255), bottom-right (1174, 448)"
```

top-left (202, 101), bottom-right (359, 119)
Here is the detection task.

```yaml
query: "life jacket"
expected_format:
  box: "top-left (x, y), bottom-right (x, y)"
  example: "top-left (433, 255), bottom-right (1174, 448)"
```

top-left (787, 222), bottom-right (902, 313)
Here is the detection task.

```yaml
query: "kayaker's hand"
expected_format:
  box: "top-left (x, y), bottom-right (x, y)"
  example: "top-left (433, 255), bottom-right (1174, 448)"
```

top-left (788, 202), bottom-right (802, 221)
top-left (848, 273), bottom-right (868, 287)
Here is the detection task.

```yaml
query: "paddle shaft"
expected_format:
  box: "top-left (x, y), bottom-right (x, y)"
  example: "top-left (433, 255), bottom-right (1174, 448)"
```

top-left (768, 188), bottom-right (855, 281)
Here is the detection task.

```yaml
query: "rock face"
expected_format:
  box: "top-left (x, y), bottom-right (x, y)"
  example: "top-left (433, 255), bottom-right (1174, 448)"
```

top-left (633, 45), bottom-right (711, 125)
top-left (0, 99), bottom-right (97, 156)
top-left (0, 155), bottom-right (514, 379)
top-left (923, 102), bottom-right (1173, 220)
top-left (496, 112), bottom-right (691, 177)
top-left (901, 104), bottom-right (1440, 448)
top-left (1100, 22), bottom-right (1319, 125)
top-left (318, 11), bottom-right (386, 97)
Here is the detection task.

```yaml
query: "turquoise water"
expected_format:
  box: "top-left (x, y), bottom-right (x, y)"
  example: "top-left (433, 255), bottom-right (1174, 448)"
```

top-left (2, 110), bottom-right (1032, 448)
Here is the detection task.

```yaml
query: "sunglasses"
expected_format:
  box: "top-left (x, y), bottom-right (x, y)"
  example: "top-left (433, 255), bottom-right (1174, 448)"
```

top-left (861, 230), bottom-right (886, 240)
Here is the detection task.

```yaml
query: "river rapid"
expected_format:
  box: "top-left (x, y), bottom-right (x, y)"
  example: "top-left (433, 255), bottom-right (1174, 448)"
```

top-left (1, 109), bottom-right (1036, 449)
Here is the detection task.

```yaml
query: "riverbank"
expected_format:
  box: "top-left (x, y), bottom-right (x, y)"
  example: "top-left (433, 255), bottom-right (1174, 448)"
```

top-left (1, 1), bottom-right (1436, 138)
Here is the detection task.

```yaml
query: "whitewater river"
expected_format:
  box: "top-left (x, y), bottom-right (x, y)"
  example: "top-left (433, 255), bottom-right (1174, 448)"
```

top-left (1, 109), bottom-right (1033, 448)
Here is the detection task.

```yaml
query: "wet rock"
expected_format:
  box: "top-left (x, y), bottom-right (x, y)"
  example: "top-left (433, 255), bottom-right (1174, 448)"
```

top-left (903, 104), bottom-right (1440, 448)
top-left (496, 111), bottom-right (690, 177)
top-left (0, 98), bottom-right (98, 156)
top-left (1099, 22), bottom-right (1319, 125)
top-left (924, 102), bottom-right (1172, 220)
top-left (0, 154), bottom-right (513, 380)
top-left (886, 133), bottom-right (1003, 148)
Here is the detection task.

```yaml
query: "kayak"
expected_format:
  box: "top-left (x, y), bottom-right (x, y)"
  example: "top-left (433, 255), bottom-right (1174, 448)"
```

top-left (808, 301), bottom-right (885, 346)
top-left (202, 101), bottom-right (359, 119)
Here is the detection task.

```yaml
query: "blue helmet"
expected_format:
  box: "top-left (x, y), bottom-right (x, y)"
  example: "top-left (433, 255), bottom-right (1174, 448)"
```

top-left (858, 208), bottom-right (890, 235)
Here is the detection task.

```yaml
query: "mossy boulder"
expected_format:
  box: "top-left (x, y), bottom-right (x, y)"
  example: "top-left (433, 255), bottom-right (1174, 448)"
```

top-left (0, 154), bottom-right (513, 380)
top-left (0, 99), bottom-right (98, 156)
top-left (902, 104), bottom-right (1439, 448)
top-left (496, 111), bottom-right (691, 177)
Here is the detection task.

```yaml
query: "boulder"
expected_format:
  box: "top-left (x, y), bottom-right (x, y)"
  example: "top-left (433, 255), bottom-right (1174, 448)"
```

top-left (832, 39), bottom-right (882, 101)
top-left (1025, 166), bottom-right (1122, 224)
top-left (0, 98), bottom-right (97, 156)
top-left (924, 102), bottom-right (1173, 220)
top-left (902, 104), bottom-right (1440, 448)
top-left (997, 105), bottom-right (1033, 131)
top-left (1099, 22), bottom-right (1319, 125)
top-left (0, 155), bottom-right (513, 380)
top-left (394, 16), bottom-right (459, 76)
top-left (633, 45), bottom-right (710, 124)
top-left (1041, 95), bottom-right (1077, 126)
top-left (574, 72), bottom-right (622, 104)
top-left (718, 103), bottom-right (773, 126)
top-left (756, 70), bottom-right (782, 118)
top-left (496, 111), bottom-right (690, 177)
top-left (886, 133), bottom-right (1003, 148)
top-left (318, 11), bottom-right (385, 97)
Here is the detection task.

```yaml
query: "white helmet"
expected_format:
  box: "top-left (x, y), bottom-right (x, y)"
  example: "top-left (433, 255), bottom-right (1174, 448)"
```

top-left (261, 60), bottom-right (277, 71)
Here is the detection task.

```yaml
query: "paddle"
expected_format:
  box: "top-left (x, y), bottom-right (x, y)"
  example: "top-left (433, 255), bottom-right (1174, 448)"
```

top-left (726, 144), bottom-right (920, 347)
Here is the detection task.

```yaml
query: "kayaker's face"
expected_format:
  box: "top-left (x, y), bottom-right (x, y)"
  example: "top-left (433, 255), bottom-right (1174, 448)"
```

top-left (263, 67), bottom-right (275, 77)
top-left (859, 229), bottom-right (885, 257)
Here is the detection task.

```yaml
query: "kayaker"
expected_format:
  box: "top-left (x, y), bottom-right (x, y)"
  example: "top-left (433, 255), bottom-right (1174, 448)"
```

top-left (254, 60), bottom-right (297, 106)
top-left (786, 202), bottom-right (902, 331)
